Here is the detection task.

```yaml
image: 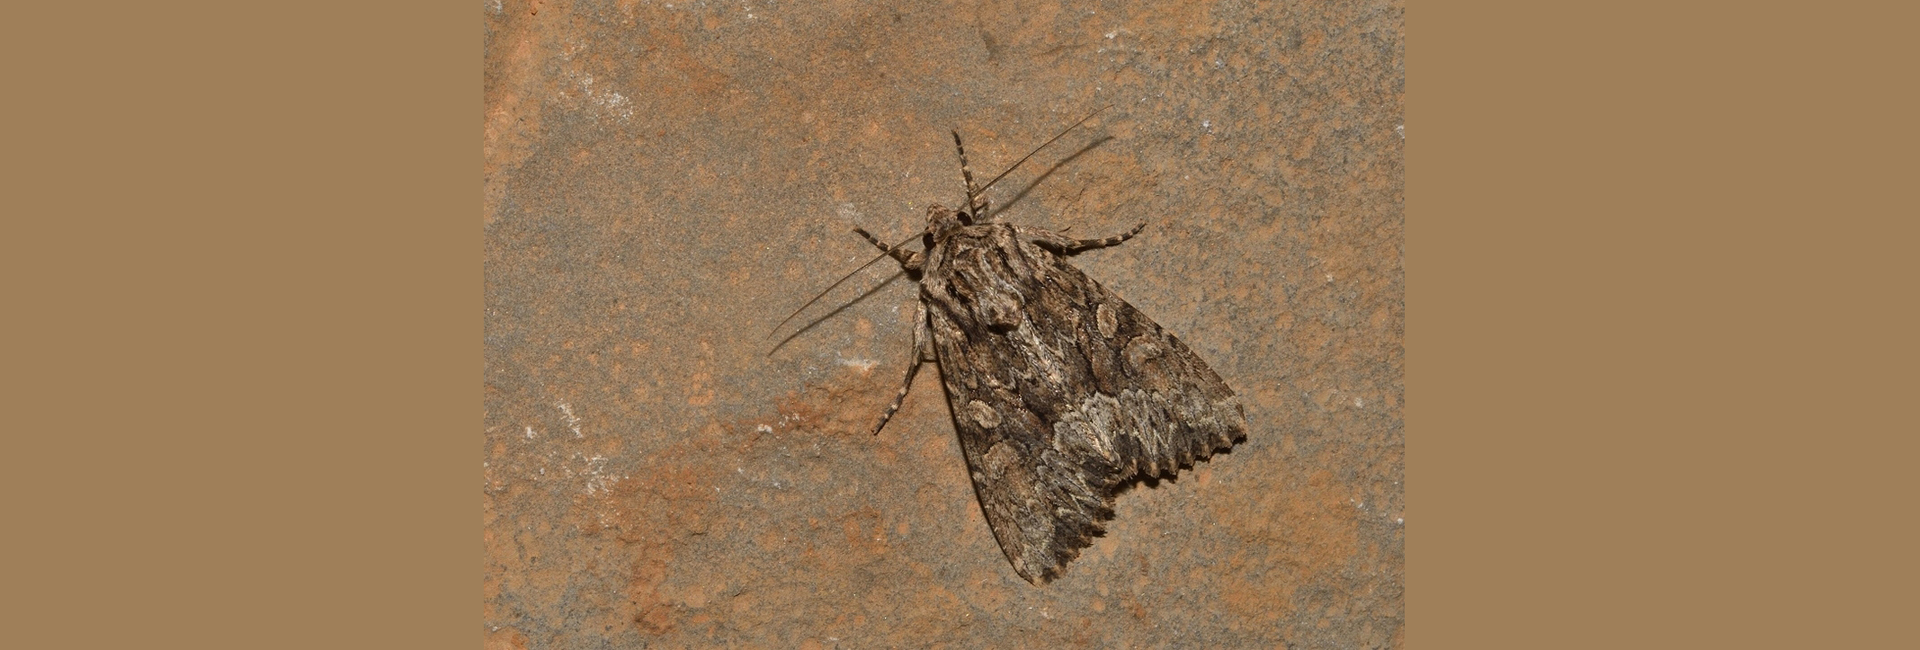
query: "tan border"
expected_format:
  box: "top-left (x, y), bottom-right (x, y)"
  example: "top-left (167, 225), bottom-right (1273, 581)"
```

top-left (13, 1), bottom-right (1913, 647)
top-left (7, 4), bottom-right (471, 649)
top-left (1413, 1), bottom-right (1915, 647)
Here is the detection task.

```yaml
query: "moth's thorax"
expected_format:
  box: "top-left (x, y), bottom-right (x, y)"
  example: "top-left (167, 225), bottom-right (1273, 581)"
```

top-left (924, 203), bottom-right (969, 242)
top-left (922, 216), bottom-right (1021, 277)
top-left (922, 203), bottom-right (979, 279)
top-left (919, 220), bottom-right (1039, 334)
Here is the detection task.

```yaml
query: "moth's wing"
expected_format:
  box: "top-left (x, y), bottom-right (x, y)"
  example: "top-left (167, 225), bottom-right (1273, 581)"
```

top-left (929, 236), bottom-right (1246, 584)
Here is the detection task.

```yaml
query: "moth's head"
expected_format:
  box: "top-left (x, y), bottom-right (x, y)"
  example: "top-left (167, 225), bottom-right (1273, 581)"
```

top-left (924, 203), bottom-right (967, 241)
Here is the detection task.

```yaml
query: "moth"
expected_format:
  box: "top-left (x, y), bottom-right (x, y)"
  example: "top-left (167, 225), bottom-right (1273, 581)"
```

top-left (791, 110), bottom-right (1247, 584)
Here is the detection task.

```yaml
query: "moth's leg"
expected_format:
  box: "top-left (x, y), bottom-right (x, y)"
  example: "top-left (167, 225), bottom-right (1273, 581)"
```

top-left (852, 227), bottom-right (925, 271)
top-left (872, 301), bottom-right (933, 435)
top-left (951, 130), bottom-right (990, 221)
top-left (1019, 221), bottom-right (1148, 254)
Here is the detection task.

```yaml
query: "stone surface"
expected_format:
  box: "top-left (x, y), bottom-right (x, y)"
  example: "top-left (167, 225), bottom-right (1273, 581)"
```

top-left (483, 0), bottom-right (1402, 647)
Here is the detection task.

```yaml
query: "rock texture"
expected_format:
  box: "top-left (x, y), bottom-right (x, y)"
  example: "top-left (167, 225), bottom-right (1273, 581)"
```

top-left (484, 0), bottom-right (1402, 647)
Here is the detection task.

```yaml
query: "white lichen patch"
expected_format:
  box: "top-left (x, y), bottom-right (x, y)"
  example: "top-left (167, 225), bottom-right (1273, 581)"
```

top-left (837, 357), bottom-right (879, 373)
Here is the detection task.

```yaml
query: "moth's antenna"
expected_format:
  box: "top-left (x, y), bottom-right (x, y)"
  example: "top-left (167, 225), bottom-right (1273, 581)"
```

top-left (973, 105), bottom-right (1113, 197)
top-left (768, 231), bottom-right (922, 342)
top-left (952, 130), bottom-right (985, 220)
top-left (771, 107), bottom-right (1108, 346)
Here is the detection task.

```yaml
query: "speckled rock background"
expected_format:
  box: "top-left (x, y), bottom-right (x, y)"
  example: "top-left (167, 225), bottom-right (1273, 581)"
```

top-left (484, 0), bottom-right (1401, 647)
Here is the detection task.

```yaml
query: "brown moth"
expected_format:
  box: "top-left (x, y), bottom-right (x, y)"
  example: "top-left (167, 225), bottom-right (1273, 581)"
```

top-left (801, 110), bottom-right (1247, 584)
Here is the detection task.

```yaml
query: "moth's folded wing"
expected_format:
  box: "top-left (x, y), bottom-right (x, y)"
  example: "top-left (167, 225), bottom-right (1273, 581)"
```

top-left (929, 307), bottom-right (1125, 582)
top-left (1036, 263), bottom-right (1248, 482)
top-left (935, 261), bottom-right (1246, 584)
top-left (948, 406), bottom-right (1119, 584)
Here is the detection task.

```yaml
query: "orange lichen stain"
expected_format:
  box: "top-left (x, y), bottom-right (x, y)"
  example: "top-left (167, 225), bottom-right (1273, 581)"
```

top-left (685, 372), bottom-right (715, 406)
top-left (482, 2), bottom-right (558, 227)
top-left (840, 507), bottom-right (889, 558)
top-left (886, 584), bottom-right (970, 643)
top-left (633, 592), bottom-right (673, 634)
top-left (1214, 466), bottom-right (1362, 626)
top-left (1090, 530), bottom-right (1122, 560)
top-left (489, 476), bottom-right (616, 635)
top-left (728, 589), bottom-right (758, 615)
top-left (753, 528), bottom-right (785, 552)
top-left (1292, 133), bottom-right (1317, 161)
top-left (658, 565), bottom-right (731, 612)
top-left (743, 366), bottom-right (894, 439)
top-left (484, 627), bottom-right (529, 650)
top-left (605, 439), bottom-right (720, 635)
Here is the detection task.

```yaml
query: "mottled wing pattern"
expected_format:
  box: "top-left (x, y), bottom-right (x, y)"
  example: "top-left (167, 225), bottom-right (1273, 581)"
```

top-left (923, 223), bottom-right (1246, 584)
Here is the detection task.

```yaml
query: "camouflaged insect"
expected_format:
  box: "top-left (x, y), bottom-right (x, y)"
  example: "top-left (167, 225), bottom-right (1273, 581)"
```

top-left (845, 115), bottom-right (1247, 585)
